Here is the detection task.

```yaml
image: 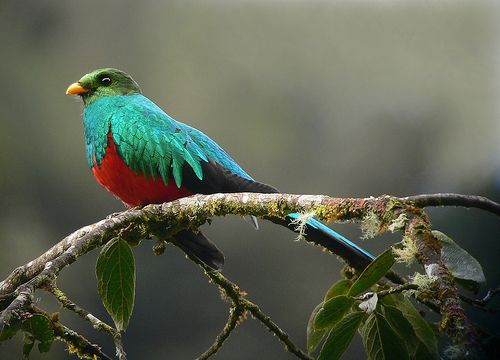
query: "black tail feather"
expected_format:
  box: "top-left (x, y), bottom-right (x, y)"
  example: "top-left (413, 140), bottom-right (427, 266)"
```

top-left (172, 230), bottom-right (225, 271)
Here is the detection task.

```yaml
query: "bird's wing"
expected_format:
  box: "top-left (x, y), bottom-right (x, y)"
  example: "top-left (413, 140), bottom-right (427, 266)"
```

top-left (111, 95), bottom-right (277, 194)
top-left (179, 125), bottom-right (279, 194)
top-left (110, 96), bottom-right (208, 188)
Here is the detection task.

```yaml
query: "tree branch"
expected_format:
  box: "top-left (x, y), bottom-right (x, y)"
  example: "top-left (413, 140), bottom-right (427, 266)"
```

top-left (403, 193), bottom-right (500, 216)
top-left (406, 214), bottom-right (483, 358)
top-left (0, 192), bottom-right (497, 358)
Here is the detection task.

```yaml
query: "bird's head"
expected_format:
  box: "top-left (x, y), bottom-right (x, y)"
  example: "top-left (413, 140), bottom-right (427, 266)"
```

top-left (66, 68), bottom-right (141, 105)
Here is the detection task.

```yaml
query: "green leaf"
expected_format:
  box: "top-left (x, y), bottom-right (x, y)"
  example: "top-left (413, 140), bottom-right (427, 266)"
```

top-left (307, 303), bottom-right (328, 354)
top-left (318, 311), bottom-right (366, 360)
top-left (314, 295), bottom-right (354, 330)
top-left (382, 295), bottom-right (438, 359)
top-left (360, 310), bottom-right (409, 360)
top-left (23, 334), bottom-right (35, 358)
top-left (308, 279), bottom-right (355, 354)
top-left (324, 279), bottom-right (352, 301)
top-left (382, 305), bottom-right (417, 353)
top-left (21, 314), bottom-right (54, 354)
top-left (96, 238), bottom-right (136, 331)
top-left (0, 318), bottom-right (22, 341)
top-left (348, 248), bottom-right (395, 297)
top-left (433, 230), bottom-right (486, 292)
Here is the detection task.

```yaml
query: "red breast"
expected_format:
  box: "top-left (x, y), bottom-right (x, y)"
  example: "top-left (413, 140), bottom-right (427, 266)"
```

top-left (92, 132), bottom-right (193, 207)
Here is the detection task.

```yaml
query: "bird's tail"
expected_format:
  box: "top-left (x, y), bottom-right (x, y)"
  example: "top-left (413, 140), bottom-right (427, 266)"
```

top-left (172, 215), bottom-right (374, 272)
top-left (172, 230), bottom-right (225, 271)
top-left (269, 213), bottom-right (375, 271)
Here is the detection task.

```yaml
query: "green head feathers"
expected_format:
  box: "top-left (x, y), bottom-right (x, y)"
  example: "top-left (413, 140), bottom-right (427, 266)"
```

top-left (66, 68), bottom-right (141, 105)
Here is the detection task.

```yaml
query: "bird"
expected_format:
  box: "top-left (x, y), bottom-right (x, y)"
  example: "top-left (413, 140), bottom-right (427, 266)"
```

top-left (66, 68), bottom-right (374, 271)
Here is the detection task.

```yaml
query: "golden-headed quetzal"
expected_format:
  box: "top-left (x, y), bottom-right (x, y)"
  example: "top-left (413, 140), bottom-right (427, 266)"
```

top-left (66, 68), bottom-right (374, 271)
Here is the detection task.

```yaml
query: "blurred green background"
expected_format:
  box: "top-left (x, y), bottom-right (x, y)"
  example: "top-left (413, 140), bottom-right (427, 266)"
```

top-left (1, 1), bottom-right (499, 359)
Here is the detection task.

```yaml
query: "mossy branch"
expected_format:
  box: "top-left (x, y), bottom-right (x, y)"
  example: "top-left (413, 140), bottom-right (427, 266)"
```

top-left (0, 192), bottom-right (498, 358)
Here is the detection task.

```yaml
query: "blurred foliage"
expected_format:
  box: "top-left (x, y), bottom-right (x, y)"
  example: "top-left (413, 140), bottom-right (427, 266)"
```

top-left (1, 1), bottom-right (499, 359)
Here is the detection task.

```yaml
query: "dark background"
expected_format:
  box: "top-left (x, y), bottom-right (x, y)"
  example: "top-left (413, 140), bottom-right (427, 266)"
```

top-left (1, 1), bottom-right (499, 359)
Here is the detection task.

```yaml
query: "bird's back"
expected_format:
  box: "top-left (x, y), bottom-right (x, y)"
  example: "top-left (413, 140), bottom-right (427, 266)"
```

top-left (82, 94), bottom-right (266, 207)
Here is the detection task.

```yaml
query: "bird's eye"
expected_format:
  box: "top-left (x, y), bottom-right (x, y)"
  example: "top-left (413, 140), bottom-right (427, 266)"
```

top-left (100, 77), bottom-right (112, 86)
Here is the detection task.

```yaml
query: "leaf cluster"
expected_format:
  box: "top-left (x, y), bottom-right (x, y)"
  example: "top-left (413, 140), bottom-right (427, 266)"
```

top-left (0, 313), bottom-right (54, 358)
top-left (307, 249), bottom-right (439, 360)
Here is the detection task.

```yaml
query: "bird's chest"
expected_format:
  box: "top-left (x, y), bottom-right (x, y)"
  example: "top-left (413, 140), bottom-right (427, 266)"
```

top-left (91, 131), bottom-right (193, 207)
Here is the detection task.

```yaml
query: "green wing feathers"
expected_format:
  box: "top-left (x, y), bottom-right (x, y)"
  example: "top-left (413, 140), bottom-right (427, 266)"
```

top-left (84, 95), bottom-right (252, 188)
top-left (106, 97), bottom-right (208, 187)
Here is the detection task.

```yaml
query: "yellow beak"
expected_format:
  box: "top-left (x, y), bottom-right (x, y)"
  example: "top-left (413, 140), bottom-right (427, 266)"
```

top-left (66, 82), bottom-right (88, 95)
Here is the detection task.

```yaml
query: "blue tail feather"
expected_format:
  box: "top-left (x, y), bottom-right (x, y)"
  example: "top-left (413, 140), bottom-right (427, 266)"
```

top-left (288, 212), bottom-right (375, 261)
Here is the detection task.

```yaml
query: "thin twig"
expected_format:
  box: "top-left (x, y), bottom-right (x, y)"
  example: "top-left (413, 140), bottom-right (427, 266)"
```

top-left (197, 304), bottom-right (245, 360)
top-left (53, 324), bottom-right (113, 360)
top-left (31, 306), bottom-right (113, 360)
top-left (459, 287), bottom-right (500, 314)
top-left (460, 295), bottom-right (500, 314)
top-left (45, 283), bottom-right (126, 360)
top-left (245, 300), bottom-right (312, 360)
top-left (403, 193), bottom-right (500, 217)
top-left (474, 286), bottom-right (500, 306)
top-left (356, 283), bottom-right (420, 301)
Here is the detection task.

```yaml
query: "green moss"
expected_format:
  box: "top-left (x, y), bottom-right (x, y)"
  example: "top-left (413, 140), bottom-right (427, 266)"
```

top-left (387, 213), bottom-right (408, 232)
top-left (289, 211), bottom-right (316, 241)
top-left (411, 272), bottom-right (437, 290)
top-left (385, 197), bottom-right (404, 212)
top-left (314, 204), bottom-right (337, 222)
top-left (264, 200), bottom-right (289, 218)
top-left (393, 235), bottom-right (418, 265)
top-left (360, 211), bottom-right (381, 239)
top-left (152, 240), bottom-right (167, 256)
